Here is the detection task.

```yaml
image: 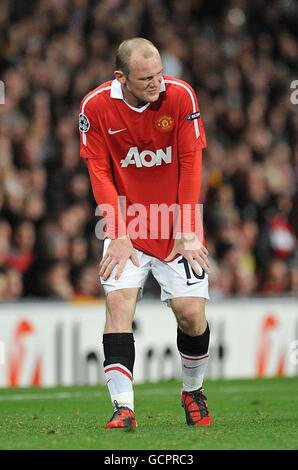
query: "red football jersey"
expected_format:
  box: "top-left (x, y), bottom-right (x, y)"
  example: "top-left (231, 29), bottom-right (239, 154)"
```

top-left (79, 75), bottom-right (207, 261)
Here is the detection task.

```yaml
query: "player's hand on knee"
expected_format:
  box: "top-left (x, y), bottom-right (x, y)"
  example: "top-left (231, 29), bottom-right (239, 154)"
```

top-left (99, 237), bottom-right (140, 280)
top-left (186, 246), bottom-right (209, 275)
top-left (165, 232), bottom-right (210, 274)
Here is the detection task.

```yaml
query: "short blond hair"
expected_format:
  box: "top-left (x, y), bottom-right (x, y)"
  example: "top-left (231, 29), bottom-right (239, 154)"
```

top-left (115, 37), bottom-right (158, 76)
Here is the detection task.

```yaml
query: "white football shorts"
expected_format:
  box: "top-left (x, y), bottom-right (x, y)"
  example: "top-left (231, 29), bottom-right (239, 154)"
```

top-left (100, 239), bottom-right (209, 305)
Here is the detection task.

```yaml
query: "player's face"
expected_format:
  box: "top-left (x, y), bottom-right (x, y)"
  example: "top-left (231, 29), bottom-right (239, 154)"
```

top-left (116, 52), bottom-right (163, 106)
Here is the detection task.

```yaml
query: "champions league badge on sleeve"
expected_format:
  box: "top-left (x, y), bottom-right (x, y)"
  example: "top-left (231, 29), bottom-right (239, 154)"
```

top-left (187, 111), bottom-right (200, 121)
top-left (79, 113), bottom-right (90, 132)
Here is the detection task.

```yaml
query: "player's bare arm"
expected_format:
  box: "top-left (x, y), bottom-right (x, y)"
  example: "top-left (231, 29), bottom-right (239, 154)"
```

top-left (99, 236), bottom-right (140, 280)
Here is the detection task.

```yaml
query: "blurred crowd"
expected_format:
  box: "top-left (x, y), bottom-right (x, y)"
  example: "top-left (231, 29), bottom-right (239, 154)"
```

top-left (0, 0), bottom-right (297, 300)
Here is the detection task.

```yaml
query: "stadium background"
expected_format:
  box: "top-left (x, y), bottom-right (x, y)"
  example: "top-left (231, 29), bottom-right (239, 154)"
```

top-left (0, 0), bottom-right (298, 453)
top-left (0, 0), bottom-right (297, 301)
top-left (0, 0), bottom-right (297, 387)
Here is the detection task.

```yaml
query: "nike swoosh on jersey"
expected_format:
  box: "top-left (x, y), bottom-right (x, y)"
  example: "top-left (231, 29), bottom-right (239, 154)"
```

top-left (186, 280), bottom-right (200, 286)
top-left (108, 128), bottom-right (127, 135)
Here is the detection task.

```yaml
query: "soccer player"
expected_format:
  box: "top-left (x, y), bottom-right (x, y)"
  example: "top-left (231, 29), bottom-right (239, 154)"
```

top-left (79, 38), bottom-right (212, 428)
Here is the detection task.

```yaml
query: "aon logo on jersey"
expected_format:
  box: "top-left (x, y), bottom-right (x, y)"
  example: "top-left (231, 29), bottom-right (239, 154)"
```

top-left (120, 146), bottom-right (172, 168)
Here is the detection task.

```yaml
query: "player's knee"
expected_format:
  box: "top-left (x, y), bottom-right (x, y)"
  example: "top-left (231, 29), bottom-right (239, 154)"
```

top-left (172, 299), bottom-right (206, 335)
top-left (178, 315), bottom-right (205, 336)
top-left (106, 290), bottom-right (134, 330)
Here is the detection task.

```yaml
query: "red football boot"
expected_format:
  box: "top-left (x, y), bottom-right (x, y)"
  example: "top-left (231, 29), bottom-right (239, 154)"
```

top-left (105, 402), bottom-right (137, 429)
top-left (181, 388), bottom-right (212, 426)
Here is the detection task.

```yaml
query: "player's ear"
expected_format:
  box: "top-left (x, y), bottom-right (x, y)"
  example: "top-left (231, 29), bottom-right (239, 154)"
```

top-left (114, 70), bottom-right (127, 85)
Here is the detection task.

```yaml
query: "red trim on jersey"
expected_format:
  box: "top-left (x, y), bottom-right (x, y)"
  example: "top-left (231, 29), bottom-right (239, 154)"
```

top-left (104, 366), bottom-right (133, 381)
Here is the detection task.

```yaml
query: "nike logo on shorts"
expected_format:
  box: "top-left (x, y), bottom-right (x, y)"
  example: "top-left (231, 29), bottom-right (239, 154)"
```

top-left (186, 280), bottom-right (200, 286)
top-left (108, 128), bottom-right (127, 135)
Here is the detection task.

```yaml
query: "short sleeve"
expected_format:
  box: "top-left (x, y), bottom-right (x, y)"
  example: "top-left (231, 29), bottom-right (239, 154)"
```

top-left (79, 98), bottom-right (109, 160)
top-left (177, 85), bottom-right (207, 154)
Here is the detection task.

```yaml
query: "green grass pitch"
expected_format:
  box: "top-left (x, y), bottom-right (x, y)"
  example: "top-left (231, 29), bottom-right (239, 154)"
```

top-left (0, 377), bottom-right (297, 450)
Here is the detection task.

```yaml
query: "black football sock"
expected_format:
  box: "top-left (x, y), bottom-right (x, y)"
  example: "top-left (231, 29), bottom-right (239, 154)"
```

top-left (177, 324), bottom-right (210, 392)
top-left (103, 333), bottom-right (135, 410)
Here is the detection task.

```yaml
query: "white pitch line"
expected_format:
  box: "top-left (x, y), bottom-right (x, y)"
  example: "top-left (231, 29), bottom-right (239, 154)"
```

top-left (0, 384), bottom-right (295, 402)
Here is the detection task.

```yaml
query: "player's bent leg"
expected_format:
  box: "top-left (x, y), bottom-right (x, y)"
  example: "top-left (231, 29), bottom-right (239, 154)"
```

top-left (100, 249), bottom-right (150, 428)
top-left (103, 288), bottom-right (139, 429)
top-left (170, 296), bottom-right (207, 336)
top-left (105, 288), bottom-right (139, 333)
top-left (170, 297), bottom-right (212, 427)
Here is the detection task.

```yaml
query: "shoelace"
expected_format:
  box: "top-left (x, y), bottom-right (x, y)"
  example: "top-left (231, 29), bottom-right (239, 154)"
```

top-left (187, 389), bottom-right (209, 418)
top-left (109, 400), bottom-right (122, 421)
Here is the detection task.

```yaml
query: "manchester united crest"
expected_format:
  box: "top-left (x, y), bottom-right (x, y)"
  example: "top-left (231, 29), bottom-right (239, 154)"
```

top-left (156, 115), bottom-right (174, 132)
